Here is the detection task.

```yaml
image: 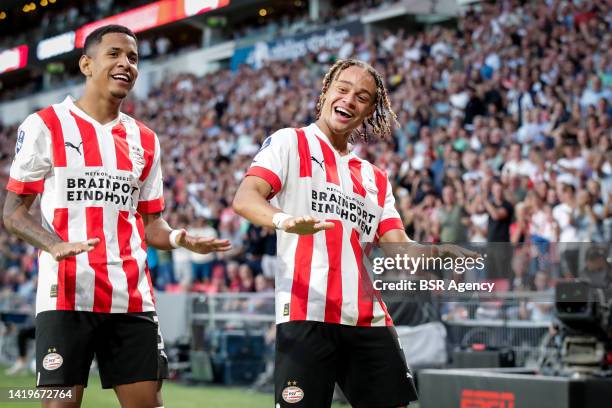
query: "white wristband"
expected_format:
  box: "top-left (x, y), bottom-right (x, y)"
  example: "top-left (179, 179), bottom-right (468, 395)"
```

top-left (169, 229), bottom-right (182, 249)
top-left (272, 212), bottom-right (293, 231)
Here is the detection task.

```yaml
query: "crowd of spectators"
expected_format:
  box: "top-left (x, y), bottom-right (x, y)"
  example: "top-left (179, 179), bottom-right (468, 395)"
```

top-left (0, 0), bottom-right (398, 102)
top-left (230, 0), bottom-right (400, 40)
top-left (0, 0), bottom-right (610, 321)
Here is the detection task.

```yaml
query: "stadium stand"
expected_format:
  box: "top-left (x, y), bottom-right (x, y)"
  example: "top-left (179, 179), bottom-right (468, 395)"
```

top-left (1, 0), bottom-right (609, 303)
top-left (0, 1), bottom-right (153, 49)
top-left (0, 3), bottom-right (610, 404)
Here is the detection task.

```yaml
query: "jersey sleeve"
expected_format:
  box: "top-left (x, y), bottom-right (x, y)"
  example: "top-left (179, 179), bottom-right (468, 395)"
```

top-left (376, 179), bottom-right (404, 238)
top-left (7, 114), bottom-right (52, 194)
top-left (245, 129), bottom-right (292, 199)
top-left (137, 135), bottom-right (165, 214)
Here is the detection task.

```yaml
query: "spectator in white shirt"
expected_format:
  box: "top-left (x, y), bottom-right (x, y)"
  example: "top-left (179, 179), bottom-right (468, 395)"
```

top-left (580, 76), bottom-right (612, 108)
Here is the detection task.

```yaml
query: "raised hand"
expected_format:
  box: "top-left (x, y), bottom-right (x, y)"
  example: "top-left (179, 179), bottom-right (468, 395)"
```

top-left (281, 216), bottom-right (335, 235)
top-left (174, 230), bottom-right (232, 254)
top-left (49, 239), bottom-right (100, 261)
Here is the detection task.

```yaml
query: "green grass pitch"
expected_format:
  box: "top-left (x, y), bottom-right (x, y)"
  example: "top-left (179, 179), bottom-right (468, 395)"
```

top-left (0, 366), bottom-right (358, 407)
top-left (0, 365), bottom-right (419, 407)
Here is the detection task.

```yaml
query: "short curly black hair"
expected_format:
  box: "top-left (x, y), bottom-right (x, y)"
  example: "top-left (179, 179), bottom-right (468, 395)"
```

top-left (83, 24), bottom-right (137, 56)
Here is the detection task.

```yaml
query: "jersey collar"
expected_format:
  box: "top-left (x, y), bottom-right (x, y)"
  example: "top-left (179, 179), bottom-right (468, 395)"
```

top-left (308, 123), bottom-right (357, 160)
top-left (62, 96), bottom-right (122, 128)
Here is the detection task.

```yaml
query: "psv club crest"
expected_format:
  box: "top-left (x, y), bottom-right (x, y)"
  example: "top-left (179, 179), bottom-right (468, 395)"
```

top-left (282, 381), bottom-right (304, 404)
top-left (42, 347), bottom-right (63, 371)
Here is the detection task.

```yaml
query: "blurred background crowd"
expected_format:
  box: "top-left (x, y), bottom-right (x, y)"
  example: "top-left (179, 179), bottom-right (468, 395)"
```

top-left (0, 0), bottom-right (610, 321)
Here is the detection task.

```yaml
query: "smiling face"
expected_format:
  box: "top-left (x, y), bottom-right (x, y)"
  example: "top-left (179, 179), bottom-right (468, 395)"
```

top-left (80, 32), bottom-right (139, 100)
top-left (318, 65), bottom-right (377, 139)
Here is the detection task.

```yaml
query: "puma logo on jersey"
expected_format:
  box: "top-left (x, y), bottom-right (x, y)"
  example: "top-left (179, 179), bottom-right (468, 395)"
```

top-left (65, 141), bottom-right (83, 155)
top-left (311, 156), bottom-right (324, 170)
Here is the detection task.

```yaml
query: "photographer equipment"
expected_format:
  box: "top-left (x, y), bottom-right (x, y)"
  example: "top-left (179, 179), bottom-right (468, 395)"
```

top-left (554, 280), bottom-right (612, 377)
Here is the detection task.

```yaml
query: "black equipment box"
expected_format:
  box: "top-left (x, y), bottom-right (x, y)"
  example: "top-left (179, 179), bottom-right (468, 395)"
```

top-left (419, 368), bottom-right (612, 408)
top-left (452, 348), bottom-right (516, 368)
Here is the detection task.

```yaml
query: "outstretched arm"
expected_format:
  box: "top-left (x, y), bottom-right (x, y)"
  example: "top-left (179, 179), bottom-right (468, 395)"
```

top-left (2, 191), bottom-right (98, 261)
top-left (141, 212), bottom-right (231, 253)
top-left (233, 176), bottom-right (333, 234)
top-left (379, 228), bottom-right (478, 260)
top-left (232, 175), bottom-right (278, 229)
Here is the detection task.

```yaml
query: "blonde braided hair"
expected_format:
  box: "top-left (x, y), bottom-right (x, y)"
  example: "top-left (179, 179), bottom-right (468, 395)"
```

top-left (315, 59), bottom-right (398, 141)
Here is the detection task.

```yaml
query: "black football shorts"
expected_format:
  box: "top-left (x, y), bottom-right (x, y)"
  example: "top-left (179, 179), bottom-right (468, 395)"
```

top-left (35, 310), bottom-right (168, 389)
top-left (275, 320), bottom-right (418, 408)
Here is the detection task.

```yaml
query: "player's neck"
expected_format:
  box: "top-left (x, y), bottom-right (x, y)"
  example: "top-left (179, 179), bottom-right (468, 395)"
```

top-left (75, 89), bottom-right (122, 125)
top-left (315, 119), bottom-right (350, 156)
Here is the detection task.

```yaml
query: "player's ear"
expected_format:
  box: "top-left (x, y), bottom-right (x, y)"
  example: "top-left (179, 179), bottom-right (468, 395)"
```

top-left (79, 54), bottom-right (93, 78)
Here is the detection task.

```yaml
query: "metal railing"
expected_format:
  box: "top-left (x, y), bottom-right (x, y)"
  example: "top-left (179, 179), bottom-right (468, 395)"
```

top-left (189, 292), bottom-right (276, 331)
top-left (0, 289), bottom-right (556, 369)
top-left (186, 291), bottom-right (554, 365)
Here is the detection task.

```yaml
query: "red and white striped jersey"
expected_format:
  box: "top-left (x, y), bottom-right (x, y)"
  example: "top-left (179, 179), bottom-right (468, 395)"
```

top-left (246, 123), bottom-right (404, 327)
top-left (7, 96), bottom-right (164, 315)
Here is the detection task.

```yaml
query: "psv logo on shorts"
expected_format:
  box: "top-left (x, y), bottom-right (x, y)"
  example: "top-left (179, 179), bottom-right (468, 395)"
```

top-left (42, 350), bottom-right (63, 371)
top-left (282, 382), bottom-right (304, 404)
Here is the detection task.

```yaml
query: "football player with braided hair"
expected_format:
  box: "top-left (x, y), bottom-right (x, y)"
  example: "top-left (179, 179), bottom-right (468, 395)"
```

top-left (234, 59), bottom-right (419, 407)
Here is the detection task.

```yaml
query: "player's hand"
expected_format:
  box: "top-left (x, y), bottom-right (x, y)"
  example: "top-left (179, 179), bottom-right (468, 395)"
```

top-left (49, 239), bottom-right (100, 261)
top-left (175, 230), bottom-right (232, 254)
top-left (282, 216), bottom-right (335, 235)
top-left (435, 243), bottom-right (480, 259)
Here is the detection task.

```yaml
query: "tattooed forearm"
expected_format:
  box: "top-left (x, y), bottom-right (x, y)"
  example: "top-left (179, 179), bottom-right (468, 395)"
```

top-left (2, 191), bottom-right (62, 252)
